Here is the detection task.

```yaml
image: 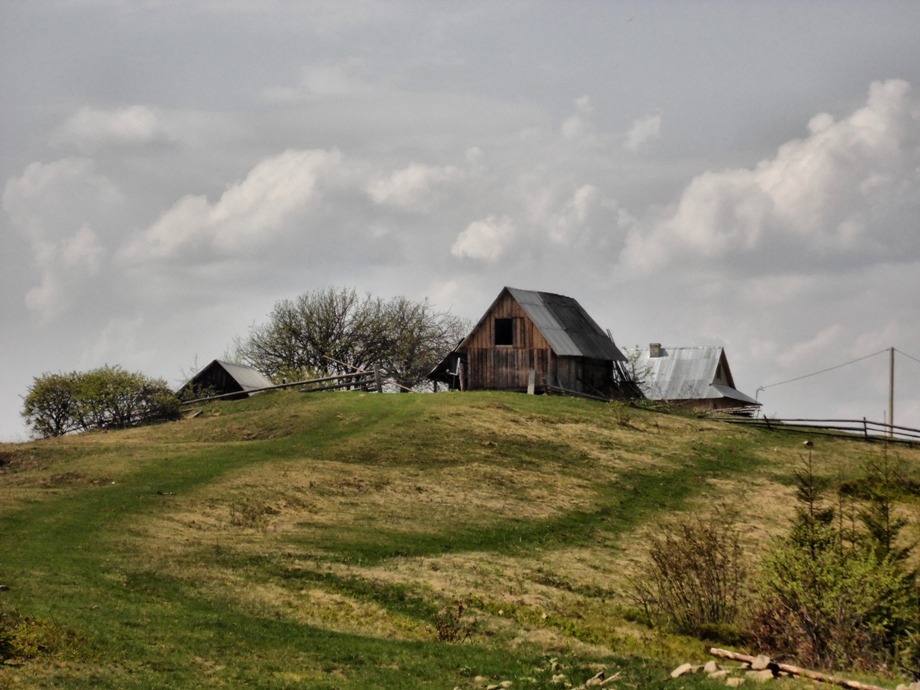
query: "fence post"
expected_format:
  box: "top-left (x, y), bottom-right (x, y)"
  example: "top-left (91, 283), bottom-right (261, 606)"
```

top-left (374, 368), bottom-right (383, 393)
top-left (863, 417), bottom-right (869, 440)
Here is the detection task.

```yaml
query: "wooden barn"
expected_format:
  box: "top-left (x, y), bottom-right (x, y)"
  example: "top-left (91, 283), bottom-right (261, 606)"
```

top-left (429, 287), bottom-right (639, 399)
top-left (178, 360), bottom-right (274, 401)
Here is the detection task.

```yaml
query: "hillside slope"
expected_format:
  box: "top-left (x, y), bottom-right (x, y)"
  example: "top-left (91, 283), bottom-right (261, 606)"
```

top-left (1, 391), bottom-right (917, 689)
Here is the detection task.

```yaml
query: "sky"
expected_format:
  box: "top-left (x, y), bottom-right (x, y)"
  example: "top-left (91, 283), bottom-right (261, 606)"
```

top-left (2, 1), bottom-right (920, 441)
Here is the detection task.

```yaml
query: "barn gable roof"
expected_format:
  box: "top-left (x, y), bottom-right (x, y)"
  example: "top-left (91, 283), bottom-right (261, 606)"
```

top-left (213, 360), bottom-right (275, 391)
top-left (460, 287), bottom-right (627, 361)
top-left (626, 346), bottom-right (759, 405)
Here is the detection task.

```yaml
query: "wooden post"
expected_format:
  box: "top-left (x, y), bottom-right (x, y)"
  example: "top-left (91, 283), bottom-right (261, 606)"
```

top-left (527, 369), bottom-right (536, 395)
top-left (374, 368), bottom-right (383, 393)
top-left (889, 347), bottom-right (895, 438)
top-left (458, 360), bottom-right (465, 391)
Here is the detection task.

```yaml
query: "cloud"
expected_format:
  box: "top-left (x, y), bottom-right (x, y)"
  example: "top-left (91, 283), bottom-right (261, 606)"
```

top-left (621, 79), bottom-right (920, 274)
top-left (23, 225), bottom-right (108, 321)
top-left (3, 158), bottom-right (122, 242)
top-left (3, 159), bottom-right (123, 320)
top-left (55, 105), bottom-right (175, 151)
top-left (451, 214), bottom-right (516, 262)
top-left (543, 184), bottom-right (635, 250)
top-left (775, 324), bottom-right (845, 369)
top-left (624, 113), bottom-right (662, 151)
top-left (367, 162), bottom-right (462, 212)
top-left (119, 148), bottom-right (343, 261)
top-left (262, 61), bottom-right (378, 102)
top-left (561, 95), bottom-right (596, 143)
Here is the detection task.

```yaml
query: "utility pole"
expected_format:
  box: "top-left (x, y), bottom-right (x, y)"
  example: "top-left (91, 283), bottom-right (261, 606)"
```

top-left (889, 347), bottom-right (895, 437)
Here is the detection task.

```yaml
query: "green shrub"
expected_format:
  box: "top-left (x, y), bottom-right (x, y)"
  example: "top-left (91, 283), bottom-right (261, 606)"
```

top-left (754, 534), bottom-right (915, 670)
top-left (751, 449), bottom-right (919, 673)
top-left (630, 505), bottom-right (748, 639)
top-left (22, 366), bottom-right (181, 438)
top-left (0, 601), bottom-right (82, 663)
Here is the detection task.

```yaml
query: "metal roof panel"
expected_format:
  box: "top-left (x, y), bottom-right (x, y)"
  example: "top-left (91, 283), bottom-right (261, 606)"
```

top-left (507, 287), bottom-right (625, 361)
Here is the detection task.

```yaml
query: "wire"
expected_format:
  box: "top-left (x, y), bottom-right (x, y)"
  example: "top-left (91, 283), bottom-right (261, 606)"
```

top-left (762, 348), bottom-right (889, 390)
top-left (895, 348), bottom-right (920, 366)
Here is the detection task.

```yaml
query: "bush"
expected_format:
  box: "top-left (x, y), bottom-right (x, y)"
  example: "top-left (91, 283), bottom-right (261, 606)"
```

top-left (0, 603), bottom-right (85, 663)
top-left (630, 505), bottom-right (748, 639)
top-left (751, 449), bottom-right (919, 673)
top-left (431, 600), bottom-right (476, 642)
top-left (0, 605), bottom-right (13, 663)
top-left (22, 366), bottom-right (181, 438)
top-left (754, 534), bottom-right (916, 670)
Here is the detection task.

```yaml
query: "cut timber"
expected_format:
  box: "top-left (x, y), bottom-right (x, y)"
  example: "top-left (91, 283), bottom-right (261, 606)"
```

top-left (709, 648), bottom-right (888, 690)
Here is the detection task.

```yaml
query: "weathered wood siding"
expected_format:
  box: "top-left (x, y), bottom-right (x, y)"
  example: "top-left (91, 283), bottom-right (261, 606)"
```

top-left (464, 291), bottom-right (555, 390)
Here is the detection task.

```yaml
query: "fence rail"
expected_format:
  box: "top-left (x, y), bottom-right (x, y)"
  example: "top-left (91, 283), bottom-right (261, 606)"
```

top-left (708, 414), bottom-right (920, 445)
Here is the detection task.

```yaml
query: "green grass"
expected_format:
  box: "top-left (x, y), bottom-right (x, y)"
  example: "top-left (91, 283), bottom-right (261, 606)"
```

top-left (1, 390), bottom-right (916, 688)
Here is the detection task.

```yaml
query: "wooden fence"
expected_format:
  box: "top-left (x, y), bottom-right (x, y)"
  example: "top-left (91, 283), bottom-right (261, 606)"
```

top-left (179, 369), bottom-right (382, 406)
top-left (708, 414), bottom-right (920, 445)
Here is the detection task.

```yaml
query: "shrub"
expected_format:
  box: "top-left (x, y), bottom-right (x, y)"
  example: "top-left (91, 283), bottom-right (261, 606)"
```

top-left (751, 449), bottom-right (919, 673)
top-left (22, 366), bottom-right (181, 438)
top-left (432, 600), bottom-right (476, 642)
top-left (754, 534), bottom-right (915, 670)
top-left (19, 371), bottom-right (81, 437)
top-left (0, 605), bottom-right (13, 663)
top-left (630, 505), bottom-right (748, 639)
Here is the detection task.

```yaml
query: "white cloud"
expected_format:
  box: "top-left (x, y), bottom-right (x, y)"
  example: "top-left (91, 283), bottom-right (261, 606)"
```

top-left (451, 214), bottom-right (516, 262)
top-left (119, 148), bottom-right (343, 261)
top-left (2, 158), bottom-right (122, 242)
top-left (547, 184), bottom-right (631, 246)
top-left (3, 159), bottom-right (122, 320)
top-left (19, 225), bottom-right (108, 321)
top-left (263, 61), bottom-right (378, 102)
top-left (55, 105), bottom-right (174, 151)
top-left (621, 79), bottom-right (920, 274)
top-left (561, 95), bottom-right (595, 142)
top-left (624, 113), bottom-right (662, 151)
top-left (367, 162), bottom-right (462, 212)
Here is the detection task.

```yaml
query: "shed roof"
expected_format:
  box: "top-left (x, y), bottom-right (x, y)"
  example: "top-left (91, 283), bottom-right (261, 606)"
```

top-left (461, 287), bottom-right (626, 361)
top-left (213, 360), bottom-right (275, 392)
top-left (626, 346), bottom-right (759, 405)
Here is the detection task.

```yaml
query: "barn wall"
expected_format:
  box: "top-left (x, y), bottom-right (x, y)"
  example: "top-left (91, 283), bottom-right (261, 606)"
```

top-left (463, 291), bottom-right (555, 390)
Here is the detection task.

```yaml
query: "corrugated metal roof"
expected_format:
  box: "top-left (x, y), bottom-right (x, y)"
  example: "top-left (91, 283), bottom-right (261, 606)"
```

top-left (626, 346), bottom-right (758, 404)
top-left (214, 360), bottom-right (274, 392)
top-left (507, 287), bottom-right (626, 361)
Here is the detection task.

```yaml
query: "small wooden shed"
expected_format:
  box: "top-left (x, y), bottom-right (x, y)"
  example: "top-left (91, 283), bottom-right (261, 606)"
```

top-left (429, 287), bottom-right (638, 399)
top-left (178, 360), bottom-right (274, 400)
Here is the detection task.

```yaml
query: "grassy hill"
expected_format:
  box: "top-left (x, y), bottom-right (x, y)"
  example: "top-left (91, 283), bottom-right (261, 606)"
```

top-left (1, 390), bottom-right (918, 689)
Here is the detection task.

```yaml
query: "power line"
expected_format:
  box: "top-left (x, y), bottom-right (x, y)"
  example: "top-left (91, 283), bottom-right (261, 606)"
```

top-left (762, 348), bottom-right (889, 390)
top-left (895, 348), bottom-right (920, 367)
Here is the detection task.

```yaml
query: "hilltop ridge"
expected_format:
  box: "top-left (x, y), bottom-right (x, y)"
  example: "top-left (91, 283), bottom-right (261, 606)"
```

top-left (1, 391), bottom-right (916, 688)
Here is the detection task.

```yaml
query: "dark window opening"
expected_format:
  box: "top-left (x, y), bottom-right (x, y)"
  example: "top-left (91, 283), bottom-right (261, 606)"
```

top-left (494, 318), bottom-right (514, 346)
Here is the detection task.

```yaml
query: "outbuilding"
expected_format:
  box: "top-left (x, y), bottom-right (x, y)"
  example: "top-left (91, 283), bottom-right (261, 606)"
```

top-left (625, 344), bottom-right (760, 413)
top-left (429, 287), bottom-right (639, 399)
top-left (178, 360), bottom-right (274, 401)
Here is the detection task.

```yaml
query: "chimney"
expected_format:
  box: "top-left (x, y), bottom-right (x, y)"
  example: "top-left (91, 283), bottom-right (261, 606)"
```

top-left (649, 342), bottom-right (662, 358)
